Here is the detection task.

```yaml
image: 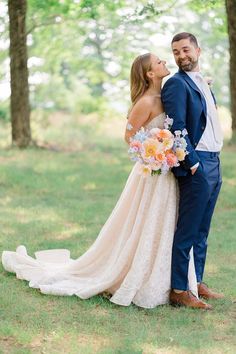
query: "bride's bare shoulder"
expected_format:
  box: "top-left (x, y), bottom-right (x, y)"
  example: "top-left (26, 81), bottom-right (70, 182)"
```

top-left (128, 95), bottom-right (161, 122)
top-left (138, 95), bottom-right (157, 104)
top-left (132, 95), bottom-right (155, 112)
top-left (130, 96), bottom-right (152, 116)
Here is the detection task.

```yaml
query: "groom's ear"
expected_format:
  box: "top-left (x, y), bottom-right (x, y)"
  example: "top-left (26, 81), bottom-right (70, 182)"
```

top-left (197, 47), bottom-right (201, 57)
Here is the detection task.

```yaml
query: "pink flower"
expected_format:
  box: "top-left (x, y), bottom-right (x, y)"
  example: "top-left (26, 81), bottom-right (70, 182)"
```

top-left (166, 153), bottom-right (178, 167)
top-left (130, 140), bottom-right (142, 149)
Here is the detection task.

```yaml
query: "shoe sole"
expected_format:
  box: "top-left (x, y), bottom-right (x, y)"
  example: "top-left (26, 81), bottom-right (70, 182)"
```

top-left (199, 294), bottom-right (224, 300)
top-left (170, 301), bottom-right (212, 310)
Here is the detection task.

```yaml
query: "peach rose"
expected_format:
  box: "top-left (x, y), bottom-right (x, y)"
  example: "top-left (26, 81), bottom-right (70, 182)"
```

top-left (155, 152), bottom-right (166, 162)
top-left (156, 129), bottom-right (173, 140)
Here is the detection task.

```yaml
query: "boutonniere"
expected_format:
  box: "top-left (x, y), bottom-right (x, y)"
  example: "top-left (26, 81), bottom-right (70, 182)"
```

top-left (205, 77), bottom-right (213, 87)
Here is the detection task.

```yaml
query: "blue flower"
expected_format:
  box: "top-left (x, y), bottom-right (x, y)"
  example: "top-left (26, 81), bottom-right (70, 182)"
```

top-left (133, 129), bottom-right (149, 143)
top-left (161, 161), bottom-right (169, 175)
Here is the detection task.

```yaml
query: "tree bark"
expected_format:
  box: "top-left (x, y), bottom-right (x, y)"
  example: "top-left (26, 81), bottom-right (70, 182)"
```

top-left (8, 0), bottom-right (31, 148)
top-left (225, 0), bottom-right (236, 139)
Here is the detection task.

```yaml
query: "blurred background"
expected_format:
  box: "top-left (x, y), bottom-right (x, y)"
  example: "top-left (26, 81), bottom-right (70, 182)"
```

top-left (0, 0), bottom-right (233, 149)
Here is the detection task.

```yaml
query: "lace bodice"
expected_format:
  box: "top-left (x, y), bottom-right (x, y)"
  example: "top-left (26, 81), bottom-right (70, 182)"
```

top-left (145, 112), bottom-right (166, 130)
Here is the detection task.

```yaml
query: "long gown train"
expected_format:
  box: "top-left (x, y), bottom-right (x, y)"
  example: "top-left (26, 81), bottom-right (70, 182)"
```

top-left (1, 114), bottom-right (197, 308)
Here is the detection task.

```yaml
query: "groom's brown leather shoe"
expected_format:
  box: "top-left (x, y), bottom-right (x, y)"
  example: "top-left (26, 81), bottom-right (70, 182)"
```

top-left (198, 283), bottom-right (224, 300)
top-left (170, 290), bottom-right (212, 310)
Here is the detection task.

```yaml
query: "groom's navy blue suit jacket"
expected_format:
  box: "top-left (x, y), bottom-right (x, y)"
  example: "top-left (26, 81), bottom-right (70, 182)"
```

top-left (162, 70), bottom-right (216, 177)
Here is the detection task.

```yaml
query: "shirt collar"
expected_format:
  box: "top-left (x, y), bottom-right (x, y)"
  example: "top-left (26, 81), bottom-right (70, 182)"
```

top-left (185, 71), bottom-right (202, 80)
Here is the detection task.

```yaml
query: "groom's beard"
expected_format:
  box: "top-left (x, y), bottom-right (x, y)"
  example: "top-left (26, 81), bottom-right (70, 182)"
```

top-left (177, 57), bottom-right (198, 71)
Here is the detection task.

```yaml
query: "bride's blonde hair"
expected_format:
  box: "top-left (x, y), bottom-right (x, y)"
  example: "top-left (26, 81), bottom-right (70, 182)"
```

top-left (130, 53), bottom-right (152, 106)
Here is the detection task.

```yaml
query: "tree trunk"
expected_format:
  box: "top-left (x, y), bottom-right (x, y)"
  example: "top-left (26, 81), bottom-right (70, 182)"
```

top-left (8, 0), bottom-right (31, 148)
top-left (225, 0), bottom-right (236, 140)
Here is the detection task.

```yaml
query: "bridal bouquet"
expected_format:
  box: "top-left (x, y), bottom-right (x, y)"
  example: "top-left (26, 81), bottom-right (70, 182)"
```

top-left (128, 116), bottom-right (188, 177)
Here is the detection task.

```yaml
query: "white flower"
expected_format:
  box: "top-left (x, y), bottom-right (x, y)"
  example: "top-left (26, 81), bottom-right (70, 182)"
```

top-left (149, 128), bottom-right (161, 136)
top-left (150, 162), bottom-right (162, 171)
top-left (160, 161), bottom-right (170, 175)
top-left (174, 130), bottom-right (182, 137)
top-left (138, 164), bottom-right (152, 177)
top-left (164, 115), bottom-right (174, 129)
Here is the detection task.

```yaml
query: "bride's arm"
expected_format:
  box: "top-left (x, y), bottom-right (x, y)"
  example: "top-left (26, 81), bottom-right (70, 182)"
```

top-left (124, 97), bottom-right (152, 144)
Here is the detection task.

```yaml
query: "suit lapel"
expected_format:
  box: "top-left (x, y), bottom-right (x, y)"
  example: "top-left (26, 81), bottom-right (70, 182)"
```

top-left (177, 70), bottom-right (207, 116)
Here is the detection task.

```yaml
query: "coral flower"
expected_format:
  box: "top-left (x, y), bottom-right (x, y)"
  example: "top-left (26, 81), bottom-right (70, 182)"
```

top-left (155, 152), bottom-right (166, 162)
top-left (156, 129), bottom-right (173, 140)
top-left (166, 153), bottom-right (178, 167)
top-left (165, 149), bottom-right (172, 155)
top-left (175, 148), bottom-right (186, 161)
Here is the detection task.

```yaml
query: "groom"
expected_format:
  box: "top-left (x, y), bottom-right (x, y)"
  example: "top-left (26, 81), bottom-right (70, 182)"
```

top-left (162, 32), bottom-right (224, 310)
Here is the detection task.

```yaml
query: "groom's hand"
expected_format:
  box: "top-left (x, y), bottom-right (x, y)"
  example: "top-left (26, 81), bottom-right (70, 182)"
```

top-left (191, 167), bottom-right (198, 175)
top-left (190, 162), bottom-right (200, 175)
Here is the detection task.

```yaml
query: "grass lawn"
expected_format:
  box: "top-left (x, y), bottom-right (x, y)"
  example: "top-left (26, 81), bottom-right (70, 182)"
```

top-left (0, 120), bottom-right (236, 354)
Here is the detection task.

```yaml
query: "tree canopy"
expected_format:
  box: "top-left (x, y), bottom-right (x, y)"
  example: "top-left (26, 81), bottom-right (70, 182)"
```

top-left (0, 0), bottom-right (233, 146)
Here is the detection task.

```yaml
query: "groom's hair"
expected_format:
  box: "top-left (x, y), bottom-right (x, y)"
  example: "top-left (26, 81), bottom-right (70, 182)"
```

top-left (171, 32), bottom-right (199, 48)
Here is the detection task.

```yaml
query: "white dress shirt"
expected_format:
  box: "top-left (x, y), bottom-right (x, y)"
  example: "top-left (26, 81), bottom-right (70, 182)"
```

top-left (186, 71), bottom-right (223, 153)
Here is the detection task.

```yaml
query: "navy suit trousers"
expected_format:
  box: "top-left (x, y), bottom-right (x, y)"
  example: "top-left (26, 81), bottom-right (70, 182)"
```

top-left (171, 151), bottom-right (222, 290)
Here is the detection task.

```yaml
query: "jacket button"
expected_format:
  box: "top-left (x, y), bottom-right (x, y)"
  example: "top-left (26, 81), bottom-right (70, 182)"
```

top-left (194, 142), bottom-right (197, 146)
top-left (201, 126), bottom-right (205, 130)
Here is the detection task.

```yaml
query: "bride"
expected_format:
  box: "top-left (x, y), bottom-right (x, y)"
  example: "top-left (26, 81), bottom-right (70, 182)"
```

top-left (2, 53), bottom-right (197, 308)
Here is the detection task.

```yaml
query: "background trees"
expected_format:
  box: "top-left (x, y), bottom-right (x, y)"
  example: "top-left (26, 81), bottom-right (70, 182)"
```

top-left (8, 0), bottom-right (30, 147)
top-left (225, 0), bottom-right (236, 140)
top-left (0, 0), bottom-right (235, 147)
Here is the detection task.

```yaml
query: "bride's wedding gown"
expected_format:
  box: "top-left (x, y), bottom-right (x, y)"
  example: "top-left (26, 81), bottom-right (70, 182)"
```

top-left (2, 113), bottom-right (197, 308)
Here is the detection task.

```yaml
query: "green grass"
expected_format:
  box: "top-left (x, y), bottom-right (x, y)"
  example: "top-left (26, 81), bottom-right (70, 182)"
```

top-left (0, 124), bottom-right (236, 353)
